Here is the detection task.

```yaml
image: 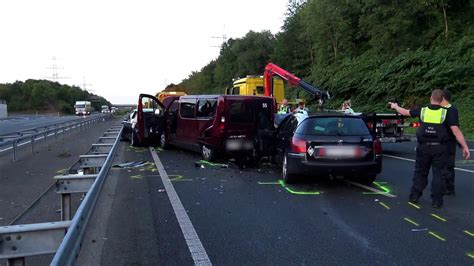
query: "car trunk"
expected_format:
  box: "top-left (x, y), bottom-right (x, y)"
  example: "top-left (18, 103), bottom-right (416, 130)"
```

top-left (305, 135), bottom-right (375, 163)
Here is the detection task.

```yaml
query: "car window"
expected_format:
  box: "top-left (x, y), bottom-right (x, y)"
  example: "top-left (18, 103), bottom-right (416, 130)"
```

top-left (296, 117), bottom-right (370, 136)
top-left (256, 86), bottom-right (265, 94)
top-left (232, 87), bottom-right (240, 95)
top-left (197, 99), bottom-right (217, 118)
top-left (228, 100), bottom-right (254, 123)
top-left (180, 99), bottom-right (196, 118)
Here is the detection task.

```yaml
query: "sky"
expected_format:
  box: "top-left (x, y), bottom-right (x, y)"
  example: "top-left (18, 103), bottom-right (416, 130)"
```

top-left (0, 0), bottom-right (288, 104)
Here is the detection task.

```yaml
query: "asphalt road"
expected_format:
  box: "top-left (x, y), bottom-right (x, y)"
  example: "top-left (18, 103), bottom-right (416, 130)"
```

top-left (78, 140), bottom-right (474, 265)
top-left (0, 114), bottom-right (104, 135)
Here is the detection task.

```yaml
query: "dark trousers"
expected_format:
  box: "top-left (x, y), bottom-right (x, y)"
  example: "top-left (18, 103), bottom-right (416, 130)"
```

top-left (411, 144), bottom-right (448, 204)
top-left (445, 142), bottom-right (457, 192)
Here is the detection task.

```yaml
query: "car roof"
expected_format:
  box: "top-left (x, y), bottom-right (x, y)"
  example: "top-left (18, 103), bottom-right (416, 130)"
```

top-left (307, 110), bottom-right (361, 118)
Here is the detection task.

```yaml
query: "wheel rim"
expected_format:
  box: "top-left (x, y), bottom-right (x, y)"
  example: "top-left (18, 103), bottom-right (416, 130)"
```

top-left (202, 145), bottom-right (211, 159)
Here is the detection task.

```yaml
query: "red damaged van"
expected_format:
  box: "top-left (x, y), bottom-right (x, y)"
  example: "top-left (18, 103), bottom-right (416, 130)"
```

top-left (137, 94), bottom-right (276, 162)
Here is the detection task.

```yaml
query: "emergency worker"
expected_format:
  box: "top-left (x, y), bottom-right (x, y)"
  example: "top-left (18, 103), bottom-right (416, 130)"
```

top-left (293, 99), bottom-right (308, 115)
top-left (441, 90), bottom-right (459, 195)
top-left (278, 99), bottom-right (290, 114)
top-left (389, 89), bottom-right (470, 208)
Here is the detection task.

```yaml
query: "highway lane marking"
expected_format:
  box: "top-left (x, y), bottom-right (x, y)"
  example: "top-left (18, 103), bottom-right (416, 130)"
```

top-left (428, 231), bottom-right (447, 242)
top-left (463, 230), bottom-right (474, 237)
top-left (408, 202), bottom-right (421, 209)
top-left (430, 213), bottom-right (447, 222)
top-left (149, 147), bottom-right (212, 265)
top-left (403, 217), bottom-right (420, 227)
top-left (384, 154), bottom-right (474, 174)
top-left (345, 180), bottom-right (397, 198)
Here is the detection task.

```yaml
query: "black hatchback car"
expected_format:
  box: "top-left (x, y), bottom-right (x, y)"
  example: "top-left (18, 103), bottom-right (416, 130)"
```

top-left (274, 112), bottom-right (382, 184)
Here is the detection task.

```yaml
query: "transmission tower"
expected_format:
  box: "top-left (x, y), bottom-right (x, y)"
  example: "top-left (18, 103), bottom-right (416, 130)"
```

top-left (211, 25), bottom-right (228, 48)
top-left (45, 56), bottom-right (68, 82)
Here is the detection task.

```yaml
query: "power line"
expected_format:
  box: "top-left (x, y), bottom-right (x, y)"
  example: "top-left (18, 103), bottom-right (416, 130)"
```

top-left (211, 24), bottom-right (228, 48)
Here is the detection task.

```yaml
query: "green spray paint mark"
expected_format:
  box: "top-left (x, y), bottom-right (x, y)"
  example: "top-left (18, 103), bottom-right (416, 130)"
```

top-left (56, 168), bottom-right (68, 174)
top-left (169, 175), bottom-right (192, 182)
top-left (196, 160), bottom-right (229, 168)
top-left (456, 160), bottom-right (474, 165)
top-left (428, 231), bottom-right (446, 242)
top-left (257, 180), bottom-right (320, 195)
top-left (362, 181), bottom-right (392, 195)
top-left (278, 180), bottom-right (320, 195)
top-left (257, 181), bottom-right (280, 185)
top-left (463, 230), bottom-right (474, 237)
top-left (430, 213), bottom-right (447, 222)
top-left (467, 252), bottom-right (474, 259)
top-left (408, 202), bottom-right (421, 209)
top-left (378, 201), bottom-right (391, 210)
top-left (404, 217), bottom-right (420, 227)
top-left (130, 174), bottom-right (143, 179)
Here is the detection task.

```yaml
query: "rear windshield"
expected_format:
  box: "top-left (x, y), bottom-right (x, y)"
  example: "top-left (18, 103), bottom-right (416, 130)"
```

top-left (296, 117), bottom-right (370, 136)
top-left (75, 105), bottom-right (85, 108)
top-left (229, 101), bottom-right (254, 123)
top-left (228, 100), bottom-right (272, 127)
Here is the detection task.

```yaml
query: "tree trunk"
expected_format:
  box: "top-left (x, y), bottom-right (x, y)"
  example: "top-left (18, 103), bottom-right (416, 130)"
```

top-left (442, 3), bottom-right (448, 41)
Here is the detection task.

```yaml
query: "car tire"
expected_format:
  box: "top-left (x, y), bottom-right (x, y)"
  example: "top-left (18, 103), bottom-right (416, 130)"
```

top-left (201, 144), bottom-right (215, 161)
top-left (159, 133), bottom-right (169, 149)
top-left (131, 130), bottom-right (140, 147)
top-left (282, 153), bottom-right (297, 184)
top-left (360, 174), bottom-right (376, 185)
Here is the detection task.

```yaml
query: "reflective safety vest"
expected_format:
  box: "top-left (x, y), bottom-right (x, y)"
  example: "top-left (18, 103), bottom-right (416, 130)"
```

top-left (278, 105), bottom-right (290, 114)
top-left (417, 106), bottom-right (449, 143)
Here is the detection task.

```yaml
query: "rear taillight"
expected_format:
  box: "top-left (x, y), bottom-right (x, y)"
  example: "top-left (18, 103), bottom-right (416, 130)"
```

top-left (291, 137), bottom-right (306, 153)
top-left (367, 122), bottom-right (373, 129)
top-left (219, 116), bottom-right (225, 131)
top-left (373, 139), bottom-right (382, 155)
top-left (410, 122), bottom-right (420, 128)
top-left (382, 119), bottom-right (390, 125)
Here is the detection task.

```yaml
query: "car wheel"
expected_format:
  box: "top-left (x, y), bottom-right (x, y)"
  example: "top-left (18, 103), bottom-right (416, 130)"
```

top-left (131, 130), bottom-right (140, 147)
top-left (201, 144), bottom-right (215, 161)
top-left (360, 174), bottom-right (376, 185)
top-left (160, 133), bottom-right (169, 149)
top-left (282, 153), bottom-right (297, 184)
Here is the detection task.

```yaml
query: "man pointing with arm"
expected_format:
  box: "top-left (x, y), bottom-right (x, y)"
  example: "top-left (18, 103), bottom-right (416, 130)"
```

top-left (388, 89), bottom-right (470, 208)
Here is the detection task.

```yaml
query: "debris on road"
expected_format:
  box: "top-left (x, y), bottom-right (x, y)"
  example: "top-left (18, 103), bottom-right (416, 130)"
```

top-left (130, 174), bottom-right (143, 179)
top-left (194, 160), bottom-right (229, 168)
top-left (113, 160), bottom-right (152, 169)
top-left (158, 189), bottom-right (166, 193)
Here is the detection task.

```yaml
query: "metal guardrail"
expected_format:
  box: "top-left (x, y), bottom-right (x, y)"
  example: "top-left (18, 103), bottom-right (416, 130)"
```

top-left (0, 115), bottom-right (108, 161)
top-left (0, 124), bottom-right (123, 265)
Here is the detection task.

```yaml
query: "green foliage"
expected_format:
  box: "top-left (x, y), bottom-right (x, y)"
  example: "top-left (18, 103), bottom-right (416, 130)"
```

top-left (179, 0), bottom-right (474, 134)
top-left (0, 79), bottom-right (111, 114)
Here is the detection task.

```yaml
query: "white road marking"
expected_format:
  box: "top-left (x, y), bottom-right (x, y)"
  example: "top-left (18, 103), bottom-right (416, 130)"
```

top-left (149, 147), bottom-right (212, 265)
top-left (345, 180), bottom-right (397, 198)
top-left (384, 154), bottom-right (474, 174)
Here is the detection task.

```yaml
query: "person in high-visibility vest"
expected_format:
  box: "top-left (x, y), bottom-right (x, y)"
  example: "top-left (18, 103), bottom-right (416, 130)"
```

top-left (441, 90), bottom-right (459, 195)
top-left (277, 99), bottom-right (290, 114)
top-left (389, 89), bottom-right (470, 208)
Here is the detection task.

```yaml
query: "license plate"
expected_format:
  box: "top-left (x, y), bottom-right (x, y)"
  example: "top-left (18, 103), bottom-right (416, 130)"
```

top-left (325, 147), bottom-right (356, 158)
top-left (226, 139), bottom-right (253, 151)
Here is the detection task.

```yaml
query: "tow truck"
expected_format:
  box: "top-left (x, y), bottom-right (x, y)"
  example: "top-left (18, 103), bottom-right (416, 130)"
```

top-left (262, 63), bottom-right (416, 142)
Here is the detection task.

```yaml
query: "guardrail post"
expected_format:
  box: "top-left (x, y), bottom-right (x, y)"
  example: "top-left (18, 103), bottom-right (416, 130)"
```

top-left (44, 132), bottom-right (47, 150)
top-left (61, 194), bottom-right (72, 221)
top-left (7, 257), bottom-right (25, 266)
top-left (13, 140), bottom-right (18, 161)
top-left (31, 136), bottom-right (35, 154)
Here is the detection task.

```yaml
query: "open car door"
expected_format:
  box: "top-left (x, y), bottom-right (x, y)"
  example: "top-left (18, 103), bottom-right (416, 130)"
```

top-left (134, 94), bottom-right (165, 146)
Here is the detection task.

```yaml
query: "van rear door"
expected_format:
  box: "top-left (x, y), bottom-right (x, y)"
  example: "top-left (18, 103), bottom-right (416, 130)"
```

top-left (225, 97), bottom-right (275, 154)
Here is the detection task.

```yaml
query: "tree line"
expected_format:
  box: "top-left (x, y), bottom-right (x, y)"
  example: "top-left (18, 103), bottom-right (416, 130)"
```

top-left (178, 0), bottom-right (474, 134)
top-left (0, 79), bottom-right (111, 114)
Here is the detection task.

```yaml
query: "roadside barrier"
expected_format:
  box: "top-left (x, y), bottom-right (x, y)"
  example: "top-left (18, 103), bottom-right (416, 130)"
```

top-left (0, 115), bottom-right (109, 161)
top-left (0, 124), bottom-right (123, 265)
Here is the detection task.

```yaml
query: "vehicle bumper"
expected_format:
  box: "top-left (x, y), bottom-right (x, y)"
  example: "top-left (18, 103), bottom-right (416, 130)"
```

top-left (286, 152), bottom-right (382, 177)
